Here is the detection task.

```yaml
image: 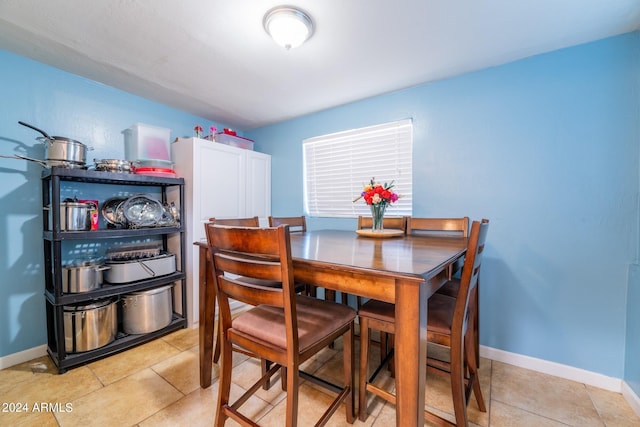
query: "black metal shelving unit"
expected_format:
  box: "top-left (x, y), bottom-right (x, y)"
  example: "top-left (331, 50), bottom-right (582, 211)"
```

top-left (41, 167), bottom-right (187, 373)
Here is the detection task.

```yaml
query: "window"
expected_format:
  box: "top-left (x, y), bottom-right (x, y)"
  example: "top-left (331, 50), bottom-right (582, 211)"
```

top-left (303, 119), bottom-right (413, 217)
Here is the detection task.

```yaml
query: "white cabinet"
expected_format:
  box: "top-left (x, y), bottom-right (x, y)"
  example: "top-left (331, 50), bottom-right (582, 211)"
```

top-left (171, 137), bottom-right (271, 325)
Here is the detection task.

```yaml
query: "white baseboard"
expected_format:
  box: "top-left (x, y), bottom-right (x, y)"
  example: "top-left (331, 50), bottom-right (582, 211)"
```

top-left (481, 345), bottom-right (640, 418)
top-left (622, 381), bottom-right (640, 418)
top-left (480, 345), bottom-right (621, 391)
top-left (0, 344), bottom-right (47, 370)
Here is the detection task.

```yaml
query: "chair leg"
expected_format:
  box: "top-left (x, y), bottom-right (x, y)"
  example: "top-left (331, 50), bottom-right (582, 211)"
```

top-left (450, 337), bottom-right (469, 427)
top-left (213, 321), bottom-right (221, 363)
top-left (358, 317), bottom-right (370, 422)
top-left (474, 285), bottom-right (480, 368)
top-left (344, 324), bottom-right (355, 423)
top-left (465, 328), bottom-right (486, 412)
top-left (216, 336), bottom-right (233, 427)
top-left (285, 366), bottom-right (299, 426)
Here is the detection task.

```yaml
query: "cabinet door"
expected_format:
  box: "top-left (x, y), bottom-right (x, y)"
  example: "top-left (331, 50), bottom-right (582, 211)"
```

top-left (197, 143), bottom-right (246, 223)
top-left (245, 150), bottom-right (271, 221)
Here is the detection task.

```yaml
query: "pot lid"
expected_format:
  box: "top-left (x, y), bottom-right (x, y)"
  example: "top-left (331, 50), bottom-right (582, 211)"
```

top-left (122, 195), bottom-right (163, 227)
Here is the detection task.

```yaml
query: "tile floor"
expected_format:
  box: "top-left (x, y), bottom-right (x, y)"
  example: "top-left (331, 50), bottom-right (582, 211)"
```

top-left (1, 326), bottom-right (638, 427)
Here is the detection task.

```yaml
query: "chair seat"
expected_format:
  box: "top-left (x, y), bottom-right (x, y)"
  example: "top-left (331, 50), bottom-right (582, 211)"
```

top-left (357, 291), bottom-right (457, 336)
top-left (436, 278), bottom-right (460, 298)
top-left (234, 295), bottom-right (356, 353)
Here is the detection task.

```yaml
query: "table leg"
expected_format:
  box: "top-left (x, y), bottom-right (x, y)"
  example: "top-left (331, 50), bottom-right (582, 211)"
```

top-left (199, 244), bottom-right (216, 388)
top-left (394, 279), bottom-right (428, 426)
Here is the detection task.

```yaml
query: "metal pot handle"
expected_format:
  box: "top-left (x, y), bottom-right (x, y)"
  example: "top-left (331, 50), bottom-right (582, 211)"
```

top-left (0, 154), bottom-right (49, 167)
top-left (18, 121), bottom-right (53, 141)
top-left (139, 261), bottom-right (157, 277)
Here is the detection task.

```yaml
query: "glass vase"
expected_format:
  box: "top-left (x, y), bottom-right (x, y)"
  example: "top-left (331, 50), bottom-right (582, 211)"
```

top-left (370, 203), bottom-right (387, 232)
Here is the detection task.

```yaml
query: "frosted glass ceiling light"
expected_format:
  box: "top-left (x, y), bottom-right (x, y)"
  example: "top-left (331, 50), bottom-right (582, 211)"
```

top-left (263, 6), bottom-right (314, 50)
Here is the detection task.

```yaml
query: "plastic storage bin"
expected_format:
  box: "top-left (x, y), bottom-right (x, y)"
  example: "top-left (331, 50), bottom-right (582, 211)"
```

top-left (215, 133), bottom-right (254, 150)
top-left (123, 123), bottom-right (172, 161)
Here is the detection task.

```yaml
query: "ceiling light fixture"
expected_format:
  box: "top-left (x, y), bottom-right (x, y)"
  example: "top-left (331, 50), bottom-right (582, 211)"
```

top-left (263, 6), bottom-right (314, 50)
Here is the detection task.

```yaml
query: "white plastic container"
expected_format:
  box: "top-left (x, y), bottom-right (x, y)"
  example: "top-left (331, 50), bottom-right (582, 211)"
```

top-left (123, 123), bottom-right (172, 162)
top-left (215, 133), bottom-right (254, 150)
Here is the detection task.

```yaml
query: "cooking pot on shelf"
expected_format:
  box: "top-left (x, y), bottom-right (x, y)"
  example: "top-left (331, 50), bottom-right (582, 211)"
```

top-left (62, 261), bottom-right (110, 293)
top-left (47, 198), bottom-right (96, 231)
top-left (104, 252), bottom-right (176, 284)
top-left (63, 297), bottom-right (118, 353)
top-left (101, 197), bottom-right (128, 227)
top-left (93, 158), bottom-right (134, 173)
top-left (13, 121), bottom-right (91, 168)
top-left (122, 285), bottom-right (174, 334)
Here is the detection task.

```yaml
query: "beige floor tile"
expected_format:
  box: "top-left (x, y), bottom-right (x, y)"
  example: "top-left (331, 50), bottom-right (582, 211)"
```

top-left (229, 357), bottom-right (288, 405)
top-left (0, 410), bottom-right (59, 427)
top-left (424, 358), bottom-right (491, 426)
top-left (2, 333), bottom-right (638, 427)
top-left (0, 363), bottom-right (102, 426)
top-left (152, 346), bottom-right (218, 395)
top-left (258, 381), bottom-right (355, 427)
top-left (491, 361), bottom-right (603, 427)
top-left (139, 384), bottom-right (218, 427)
top-left (586, 385), bottom-right (640, 426)
top-left (161, 326), bottom-right (200, 351)
top-left (0, 356), bottom-right (57, 395)
top-left (54, 368), bottom-right (183, 427)
top-left (214, 381), bottom-right (275, 425)
top-left (313, 350), bottom-right (351, 387)
top-left (489, 400), bottom-right (568, 427)
top-left (373, 402), bottom-right (400, 426)
top-left (87, 337), bottom-right (181, 384)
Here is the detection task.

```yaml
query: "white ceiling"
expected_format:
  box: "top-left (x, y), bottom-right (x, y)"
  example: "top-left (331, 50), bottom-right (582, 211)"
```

top-left (1, 1), bottom-right (639, 130)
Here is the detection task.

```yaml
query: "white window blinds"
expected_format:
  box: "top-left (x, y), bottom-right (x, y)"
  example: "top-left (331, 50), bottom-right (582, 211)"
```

top-left (303, 119), bottom-right (413, 217)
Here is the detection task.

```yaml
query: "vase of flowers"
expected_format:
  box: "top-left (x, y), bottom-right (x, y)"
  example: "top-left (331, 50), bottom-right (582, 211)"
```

top-left (354, 178), bottom-right (399, 232)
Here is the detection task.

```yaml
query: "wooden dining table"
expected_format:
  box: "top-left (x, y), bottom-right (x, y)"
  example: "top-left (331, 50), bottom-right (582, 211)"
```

top-left (197, 229), bottom-right (467, 427)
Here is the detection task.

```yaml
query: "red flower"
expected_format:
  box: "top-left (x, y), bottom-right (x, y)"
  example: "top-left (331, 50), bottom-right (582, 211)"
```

top-left (354, 177), bottom-right (399, 206)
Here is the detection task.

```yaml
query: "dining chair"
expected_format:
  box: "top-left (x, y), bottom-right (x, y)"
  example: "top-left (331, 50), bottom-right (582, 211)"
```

top-left (206, 223), bottom-right (356, 426)
top-left (407, 217), bottom-right (469, 280)
top-left (358, 219), bottom-right (489, 426)
top-left (357, 215), bottom-right (407, 232)
top-left (268, 215), bottom-right (306, 232)
top-left (407, 216), bottom-right (480, 367)
top-left (206, 216), bottom-right (307, 382)
top-left (206, 216), bottom-right (261, 366)
top-left (208, 216), bottom-right (260, 226)
top-left (268, 215), bottom-right (319, 299)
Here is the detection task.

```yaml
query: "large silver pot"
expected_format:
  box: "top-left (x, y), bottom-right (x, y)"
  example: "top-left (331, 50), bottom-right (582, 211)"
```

top-left (104, 253), bottom-right (176, 284)
top-left (62, 262), bottom-right (110, 293)
top-left (49, 199), bottom-right (96, 231)
top-left (18, 121), bottom-right (90, 168)
top-left (63, 297), bottom-right (118, 353)
top-left (122, 285), bottom-right (173, 334)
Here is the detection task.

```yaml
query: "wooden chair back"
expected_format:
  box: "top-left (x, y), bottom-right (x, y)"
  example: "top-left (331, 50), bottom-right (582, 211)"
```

top-left (205, 224), bottom-right (298, 351)
top-left (268, 215), bottom-right (307, 233)
top-left (451, 219), bottom-right (488, 341)
top-left (357, 215), bottom-right (407, 231)
top-left (208, 216), bottom-right (259, 227)
top-left (406, 216), bottom-right (469, 237)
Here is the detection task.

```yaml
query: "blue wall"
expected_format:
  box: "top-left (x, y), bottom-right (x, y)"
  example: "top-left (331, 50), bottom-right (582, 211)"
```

top-left (1, 32), bottom-right (639, 395)
top-left (247, 32), bottom-right (640, 384)
top-left (0, 50), bottom-right (226, 358)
